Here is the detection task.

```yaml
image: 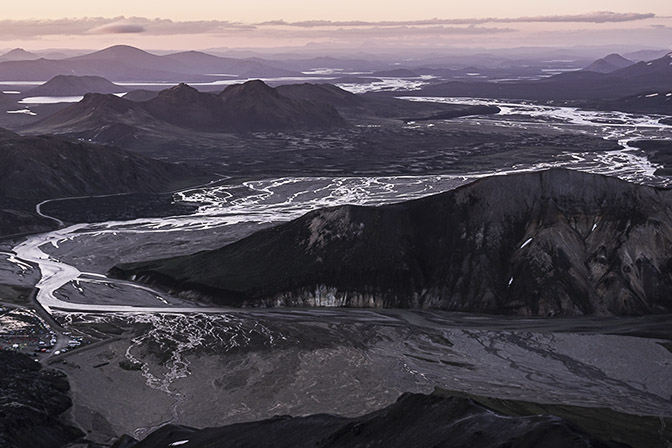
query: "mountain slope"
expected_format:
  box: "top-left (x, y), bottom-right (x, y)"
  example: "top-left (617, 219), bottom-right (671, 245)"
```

top-left (22, 93), bottom-right (155, 145)
top-left (579, 90), bottom-right (672, 116)
top-left (112, 169), bottom-right (672, 316)
top-left (25, 75), bottom-right (124, 97)
top-left (0, 207), bottom-right (57, 238)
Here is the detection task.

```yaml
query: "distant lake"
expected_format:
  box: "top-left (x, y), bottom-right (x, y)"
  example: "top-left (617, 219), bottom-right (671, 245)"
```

top-left (19, 92), bottom-right (127, 105)
top-left (6, 109), bottom-right (36, 115)
top-left (19, 96), bottom-right (84, 104)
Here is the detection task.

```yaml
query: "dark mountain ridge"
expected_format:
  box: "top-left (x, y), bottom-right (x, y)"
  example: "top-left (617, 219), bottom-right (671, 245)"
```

top-left (0, 127), bottom-right (207, 237)
top-left (123, 393), bottom-right (630, 448)
top-left (112, 169), bottom-right (672, 316)
top-left (0, 128), bottom-right (202, 201)
top-left (24, 80), bottom-right (348, 135)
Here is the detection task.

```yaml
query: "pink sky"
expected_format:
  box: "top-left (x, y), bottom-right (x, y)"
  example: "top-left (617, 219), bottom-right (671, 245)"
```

top-left (1, 1), bottom-right (670, 51)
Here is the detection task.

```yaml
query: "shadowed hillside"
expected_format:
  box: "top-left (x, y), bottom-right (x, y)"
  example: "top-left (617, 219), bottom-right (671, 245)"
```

top-left (112, 169), bottom-right (672, 316)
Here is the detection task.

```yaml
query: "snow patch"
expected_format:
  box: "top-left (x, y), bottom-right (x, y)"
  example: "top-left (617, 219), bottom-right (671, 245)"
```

top-left (6, 109), bottom-right (36, 115)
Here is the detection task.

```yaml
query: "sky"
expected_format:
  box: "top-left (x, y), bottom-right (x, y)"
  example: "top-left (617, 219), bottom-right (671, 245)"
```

top-left (1, 1), bottom-right (671, 52)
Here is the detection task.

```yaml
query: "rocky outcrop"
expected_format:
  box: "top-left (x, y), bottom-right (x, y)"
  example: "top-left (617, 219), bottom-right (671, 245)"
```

top-left (119, 392), bottom-right (629, 448)
top-left (112, 169), bottom-right (672, 316)
top-left (0, 350), bottom-right (82, 448)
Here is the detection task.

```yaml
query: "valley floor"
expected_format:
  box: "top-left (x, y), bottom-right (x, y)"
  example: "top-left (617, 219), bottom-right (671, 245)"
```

top-left (49, 309), bottom-right (672, 444)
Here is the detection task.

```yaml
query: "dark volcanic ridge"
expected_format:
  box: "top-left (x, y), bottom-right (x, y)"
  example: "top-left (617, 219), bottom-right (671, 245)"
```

top-left (112, 169), bottom-right (672, 316)
top-left (0, 128), bottom-right (204, 201)
top-left (0, 127), bottom-right (209, 237)
top-left (23, 80), bottom-right (349, 136)
top-left (120, 392), bottom-right (631, 448)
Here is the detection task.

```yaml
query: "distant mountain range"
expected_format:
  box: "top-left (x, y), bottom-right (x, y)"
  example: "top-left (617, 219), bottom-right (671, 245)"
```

top-left (112, 169), bottom-right (672, 316)
top-left (417, 53), bottom-right (672, 101)
top-left (582, 53), bottom-right (634, 73)
top-left (24, 75), bottom-right (124, 97)
top-left (0, 48), bottom-right (39, 61)
top-left (0, 45), bottom-right (301, 82)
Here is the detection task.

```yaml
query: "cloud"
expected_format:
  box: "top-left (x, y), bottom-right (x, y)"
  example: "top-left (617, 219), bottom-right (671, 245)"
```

top-left (0, 13), bottom-right (663, 47)
top-left (0, 17), bottom-right (254, 39)
top-left (0, 16), bottom-right (514, 41)
top-left (260, 12), bottom-right (656, 27)
top-left (0, 11), bottom-right (656, 40)
top-left (509, 11), bottom-right (656, 23)
top-left (89, 23), bottom-right (146, 34)
top-left (298, 25), bottom-right (515, 38)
